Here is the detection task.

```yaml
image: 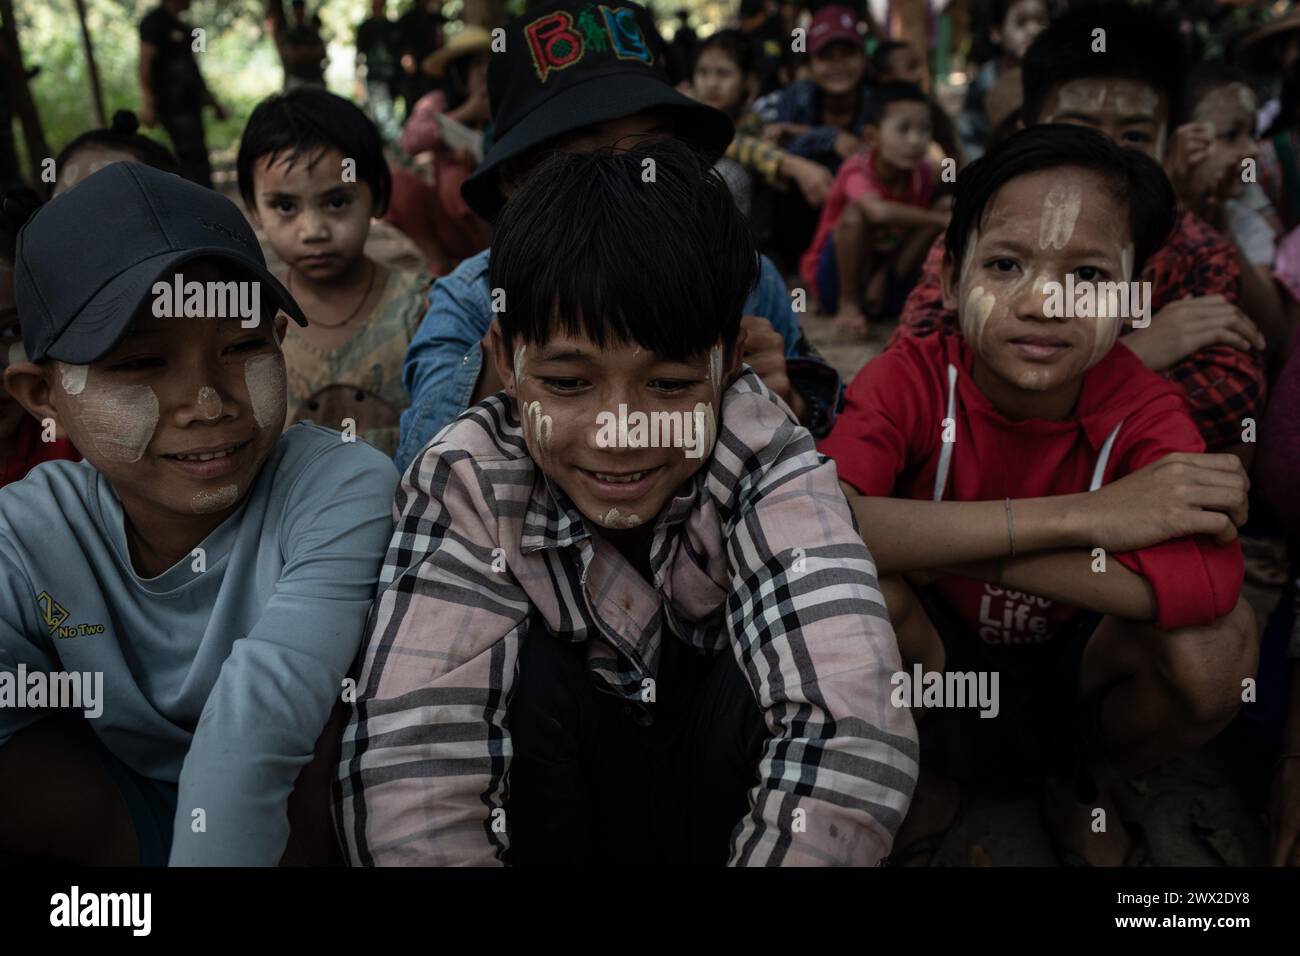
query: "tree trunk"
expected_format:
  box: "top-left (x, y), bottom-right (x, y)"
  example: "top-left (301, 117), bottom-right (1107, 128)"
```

top-left (0, 0), bottom-right (48, 185)
top-left (72, 0), bottom-right (106, 128)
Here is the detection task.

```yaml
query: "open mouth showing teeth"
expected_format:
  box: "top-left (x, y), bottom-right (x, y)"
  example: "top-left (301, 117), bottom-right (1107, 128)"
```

top-left (593, 470), bottom-right (650, 483)
top-left (165, 441), bottom-right (249, 462)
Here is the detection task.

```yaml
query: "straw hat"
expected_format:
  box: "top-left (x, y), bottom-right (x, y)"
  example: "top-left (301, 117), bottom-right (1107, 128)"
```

top-left (1235, 8), bottom-right (1300, 72)
top-left (423, 26), bottom-right (492, 78)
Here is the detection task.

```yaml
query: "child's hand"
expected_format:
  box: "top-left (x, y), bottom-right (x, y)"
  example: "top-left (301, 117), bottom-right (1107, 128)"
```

top-left (740, 315), bottom-right (793, 406)
top-left (1084, 452), bottom-right (1249, 551)
top-left (1123, 295), bottom-right (1266, 371)
top-left (784, 155), bottom-right (832, 206)
top-left (834, 131), bottom-right (863, 160)
top-left (763, 122), bottom-right (812, 145)
top-left (1164, 121), bottom-right (1215, 204)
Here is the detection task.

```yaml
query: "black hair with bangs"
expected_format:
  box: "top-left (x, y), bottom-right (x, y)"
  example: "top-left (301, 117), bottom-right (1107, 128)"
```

top-left (489, 138), bottom-right (759, 360)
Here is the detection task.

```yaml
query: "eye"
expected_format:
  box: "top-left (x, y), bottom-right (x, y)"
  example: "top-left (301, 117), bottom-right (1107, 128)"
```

top-left (227, 337), bottom-right (269, 354)
top-left (271, 200), bottom-right (296, 214)
top-left (108, 356), bottom-right (164, 372)
top-left (1074, 266), bottom-right (1104, 282)
top-left (327, 196), bottom-right (352, 210)
top-left (1122, 131), bottom-right (1153, 145)
top-left (986, 258), bottom-right (1020, 274)
top-left (540, 377), bottom-right (588, 393)
top-left (649, 378), bottom-right (695, 392)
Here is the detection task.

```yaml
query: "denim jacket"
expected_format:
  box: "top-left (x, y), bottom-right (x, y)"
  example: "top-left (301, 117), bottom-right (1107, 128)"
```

top-left (395, 249), bottom-right (843, 472)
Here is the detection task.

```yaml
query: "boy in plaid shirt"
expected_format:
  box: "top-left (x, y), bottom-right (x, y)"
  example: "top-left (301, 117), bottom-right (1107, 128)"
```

top-left (336, 140), bottom-right (917, 867)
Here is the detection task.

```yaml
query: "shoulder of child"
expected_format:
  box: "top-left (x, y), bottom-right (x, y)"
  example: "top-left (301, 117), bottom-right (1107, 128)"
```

top-left (272, 422), bottom-right (400, 499)
top-left (0, 458), bottom-right (98, 558)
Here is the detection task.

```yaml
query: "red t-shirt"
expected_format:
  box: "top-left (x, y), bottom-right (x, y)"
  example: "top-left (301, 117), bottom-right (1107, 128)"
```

top-left (817, 332), bottom-right (1243, 638)
top-left (799, 149), bottom-right (937, 289)
top-left (0, 414), bottom-right (80, 488)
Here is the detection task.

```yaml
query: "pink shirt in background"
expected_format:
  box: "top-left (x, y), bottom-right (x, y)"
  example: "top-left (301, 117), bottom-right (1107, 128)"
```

top-left (800, 148), bottom-right (937, 289)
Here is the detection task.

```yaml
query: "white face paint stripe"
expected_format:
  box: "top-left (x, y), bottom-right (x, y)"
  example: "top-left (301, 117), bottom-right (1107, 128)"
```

top-left (1038, 184), bottom-right (1083, 250)
top-left (195, 386), bottom-right (221, 420)
top-left (601, 507), bottom-right (643, 528)
top-left (76, 382), bottom-right (159, 463)
top-left (191, 484), bottom-right (240, 514)
top-left (244, 354), bottom-right (286, 430)
top-left (59, 362), bottom-right (88, 396)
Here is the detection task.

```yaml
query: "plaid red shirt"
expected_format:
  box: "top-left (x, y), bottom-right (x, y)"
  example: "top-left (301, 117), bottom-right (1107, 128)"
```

top-left (891, 210), bottom-right (1265, 451)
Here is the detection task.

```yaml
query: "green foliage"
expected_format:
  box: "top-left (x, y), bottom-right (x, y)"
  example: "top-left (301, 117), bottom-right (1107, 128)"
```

top-left (8, 0), bottom-right (724, 176)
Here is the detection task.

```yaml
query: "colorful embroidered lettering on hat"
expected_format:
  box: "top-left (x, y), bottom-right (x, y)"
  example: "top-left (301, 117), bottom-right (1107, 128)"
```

top-left (524, 4), bottom-right (650, 82)
top-left (600, 5), bottom-right (651, 65)
top-left (525, 11), bottom-right (586, 82)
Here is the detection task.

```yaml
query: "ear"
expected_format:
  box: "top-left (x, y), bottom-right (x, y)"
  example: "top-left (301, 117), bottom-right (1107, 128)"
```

top-left (940, 251), bottom-right (959, 312)
top-left (485, 320), bottom-right (518, 399)
top-left (4, 361), bottom-right (60, 430)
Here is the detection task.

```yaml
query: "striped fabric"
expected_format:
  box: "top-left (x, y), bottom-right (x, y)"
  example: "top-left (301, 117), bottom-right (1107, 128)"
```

top-left (336, 369), bottom-right (918, 866)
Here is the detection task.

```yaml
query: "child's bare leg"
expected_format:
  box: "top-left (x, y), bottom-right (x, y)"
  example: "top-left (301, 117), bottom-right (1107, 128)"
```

top-left (281, 699), bottom-right (350, 866)
top-left (893, 222), bottom-right (942, 284)
top-left (0, 717), bottom-right (138, 865)
top-left (1043, 597), bottom-right (1259, 865)
top-left (879, 574), bottom-right (960, 863)
top-left (831, 202), bottom-right (876, 333)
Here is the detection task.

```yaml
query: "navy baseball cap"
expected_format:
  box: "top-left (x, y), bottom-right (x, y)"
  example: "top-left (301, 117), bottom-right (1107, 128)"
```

top-left (461, 0), bottom-right (733, 221)
top-left (15, 162), bottom-right (306, 364)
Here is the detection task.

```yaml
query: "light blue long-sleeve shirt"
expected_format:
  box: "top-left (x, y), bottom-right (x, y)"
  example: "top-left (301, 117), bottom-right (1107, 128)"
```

top-left (396, 248), bottom-right (840, 472)
top-left (0, 423), bottom-right (398, 865)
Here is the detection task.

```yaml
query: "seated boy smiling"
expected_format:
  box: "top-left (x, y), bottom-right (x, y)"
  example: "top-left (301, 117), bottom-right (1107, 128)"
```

top-left (337, 140), bottom-right (918, 867)
top-left (0, 163), bottom-right (398, 866)
top-left (821, 125), bottom-right (1257, 866)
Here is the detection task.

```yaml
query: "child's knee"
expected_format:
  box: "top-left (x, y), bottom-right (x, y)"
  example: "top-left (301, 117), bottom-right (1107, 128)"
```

top-left (1153, 597), bottom-right (1259, 727)
top-left (834, 201), bottom-right (866, 240)
top-left (880, 574), bottom-right (942, 671)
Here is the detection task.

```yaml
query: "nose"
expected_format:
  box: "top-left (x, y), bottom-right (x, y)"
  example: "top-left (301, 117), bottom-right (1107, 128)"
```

top-left (1015, 272), bottom-right (1060, 324)
top-left (297, 209), bottom-right (330, 242)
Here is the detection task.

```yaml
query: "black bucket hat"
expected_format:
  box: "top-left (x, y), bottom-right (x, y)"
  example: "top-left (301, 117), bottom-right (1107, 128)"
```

top-left (15, 162), bottom-right (305, 364)
top-left (461, 0), bottom-right (733, 221)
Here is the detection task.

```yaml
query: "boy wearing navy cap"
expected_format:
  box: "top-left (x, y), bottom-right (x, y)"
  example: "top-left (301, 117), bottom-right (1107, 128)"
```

top-left (0, 163), bottom-right (398, 866)
top-left (396, 0), bottom-right (845, 473)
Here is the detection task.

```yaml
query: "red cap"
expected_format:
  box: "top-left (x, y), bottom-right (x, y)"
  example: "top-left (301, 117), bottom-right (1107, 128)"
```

top-left (809, 5), bottom-right (862, 57)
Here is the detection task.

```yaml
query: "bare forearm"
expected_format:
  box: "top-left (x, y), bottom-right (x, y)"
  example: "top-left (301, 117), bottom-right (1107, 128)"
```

top-left (844, 489), bottom-right (1087, 574)
top-left (946, 550), bottom-right (1157, 621)
top-left (1237, 246), bottom-right (1287, 348)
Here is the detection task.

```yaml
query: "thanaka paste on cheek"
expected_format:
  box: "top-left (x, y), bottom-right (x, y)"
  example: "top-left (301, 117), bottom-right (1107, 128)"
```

top-left (59, 362), bottom-right (88, 396)
top-left (244, 354), bottom-right (286, 430)
top-left (191, 484), bottom-right (240, 514)
top-left (961, 285), bottom-right (996, 347)
top-left (69, 373), bottom-right (160, 463)
top-left (1038, 184), bottom-right (1083, 250)
top-left (693, 401), bottom-right (717, 459)
top-left (523, 399), bottom-right (552, 454)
